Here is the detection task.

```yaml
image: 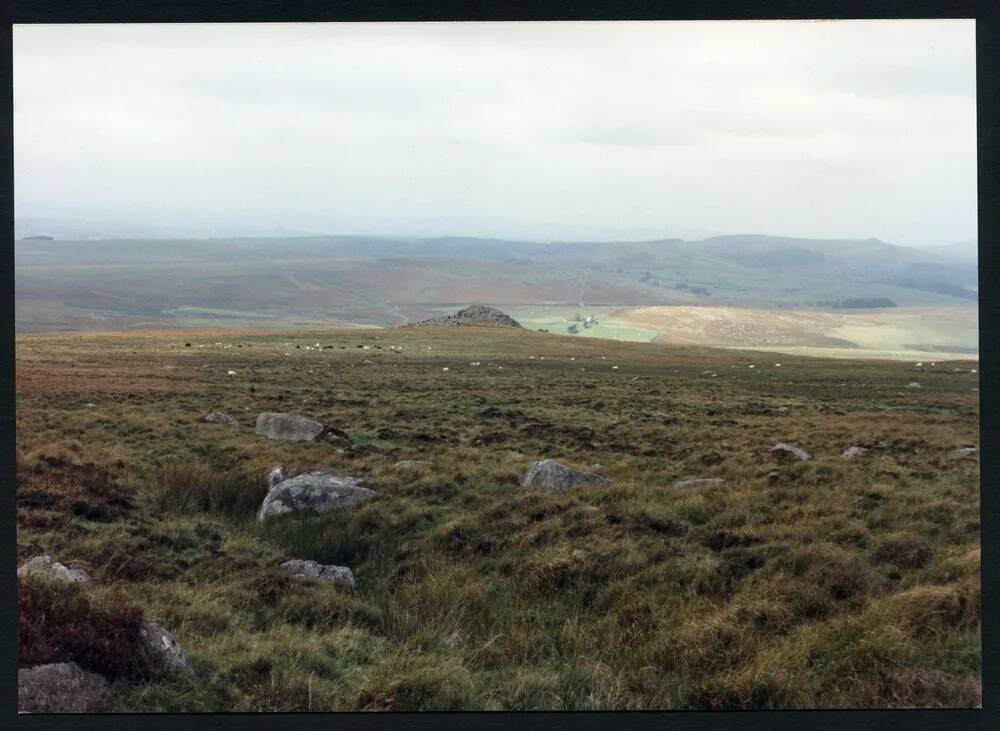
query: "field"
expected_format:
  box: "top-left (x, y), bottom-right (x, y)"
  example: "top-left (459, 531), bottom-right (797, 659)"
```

top-left (16, 325), bottom-right (981, 710)
top-left (615, 306), bottom-right (979, 361)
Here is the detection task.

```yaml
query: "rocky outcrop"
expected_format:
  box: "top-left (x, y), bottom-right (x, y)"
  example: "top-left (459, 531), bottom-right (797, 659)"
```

top-left (257, 471), bottom-right (376, 522)
top-left (521, 460), bottom-right (612, 495)
top-left (409, 305), bottom-right (523, 329)
top-left (17, 556), bottom-right (90, 584)
top-left (279, 559), bottom-right (355, 589)
top-left (18, 662), bottom-right (111, 713)
top-left (255, 413), bottom-right (325, 442)
top-left (138, 623), bottom-right (193, 679)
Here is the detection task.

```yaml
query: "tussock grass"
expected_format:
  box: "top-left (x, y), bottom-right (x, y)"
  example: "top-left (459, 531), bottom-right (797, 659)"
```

top-left (154, 461), bottom-right (266, 520)
top-left (15, 327), bottom-right (980, 710)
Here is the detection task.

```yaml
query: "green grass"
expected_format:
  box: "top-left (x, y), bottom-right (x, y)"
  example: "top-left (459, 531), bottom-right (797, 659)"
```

top-left (15, 325), bottom-right (980, 710)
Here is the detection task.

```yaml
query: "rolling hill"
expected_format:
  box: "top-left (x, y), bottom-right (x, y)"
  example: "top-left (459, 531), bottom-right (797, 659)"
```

top-left (15, 233), bottom-right (978, 334)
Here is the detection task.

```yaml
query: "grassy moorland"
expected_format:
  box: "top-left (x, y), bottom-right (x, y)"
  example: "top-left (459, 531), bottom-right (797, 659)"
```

top-left (15, 325), bottom-right (981, 710)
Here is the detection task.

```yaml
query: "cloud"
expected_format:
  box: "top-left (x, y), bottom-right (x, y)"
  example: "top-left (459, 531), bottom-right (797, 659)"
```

top-left (13, 20), bottom-right (976, 245)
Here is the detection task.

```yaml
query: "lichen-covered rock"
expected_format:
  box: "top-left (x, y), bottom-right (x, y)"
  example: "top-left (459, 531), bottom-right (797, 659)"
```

top-left (17, 555), bottom-right (90, 584)
top-left (770, 443), bottom-right (812, 461)
top-left (255, 412), bottom-right (325, 442)
top-left (138, 623), bottom-right (193, 679)
top-left (279, 559), bottom-right (355, 589)
top-left (204, 411), bottom-right (237, 425)
top-left (842, 446), bottom-right (870, 459)
top-left (257, 471), bottom-right (375, 522)
top-left (520, 460), bottom-right (612, 495)
top-left (18, 662), bottom-right (111, 713)
top-left (674, 478), bottom-right (725, 489)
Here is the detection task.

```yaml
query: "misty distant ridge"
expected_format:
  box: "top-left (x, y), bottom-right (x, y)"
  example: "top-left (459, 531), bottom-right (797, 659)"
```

top-left (13, 218), bottom-right (977, 262)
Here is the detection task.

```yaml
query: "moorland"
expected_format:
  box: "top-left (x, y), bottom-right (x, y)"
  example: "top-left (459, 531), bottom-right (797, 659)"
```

top-left (15, 322), bottom-right (981, 710)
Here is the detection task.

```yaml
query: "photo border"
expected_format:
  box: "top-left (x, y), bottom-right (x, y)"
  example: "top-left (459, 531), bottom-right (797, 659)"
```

top-left (2, 2), bottom-right (996, 729)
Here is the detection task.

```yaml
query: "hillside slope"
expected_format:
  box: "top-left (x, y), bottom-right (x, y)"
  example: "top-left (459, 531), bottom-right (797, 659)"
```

top-left (15, 234), bottom-right (977, 333)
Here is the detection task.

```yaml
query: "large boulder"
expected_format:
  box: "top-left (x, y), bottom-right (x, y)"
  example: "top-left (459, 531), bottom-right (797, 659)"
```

top-left (521, 460), bottom-right (612, 495)
top-left (279, 559), bottom-right (355, 589)
top-left (18, 662), bottom-right (111, 713)
top-left (17, 555), bottom-right (90, 584)
top-left (256, 412), bottom-right (325, 442)
top-left (138, 623), bottom-right (193, 679)
top-left (257, 471), bottom-right (375, 522)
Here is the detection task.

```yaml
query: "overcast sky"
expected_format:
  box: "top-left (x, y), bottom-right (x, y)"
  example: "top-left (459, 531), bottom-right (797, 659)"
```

top-left (14, 20), bottom-right (976, 245)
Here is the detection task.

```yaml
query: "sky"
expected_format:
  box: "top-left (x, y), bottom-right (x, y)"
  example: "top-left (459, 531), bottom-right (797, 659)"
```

top-left (13, 20), bottom-right (977, 245)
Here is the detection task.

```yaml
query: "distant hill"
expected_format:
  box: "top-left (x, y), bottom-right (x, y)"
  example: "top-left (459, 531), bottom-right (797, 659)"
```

top-left (918, 240), bottom-right (978, 263)
top-left (14, 233), bottom-right (978, 333)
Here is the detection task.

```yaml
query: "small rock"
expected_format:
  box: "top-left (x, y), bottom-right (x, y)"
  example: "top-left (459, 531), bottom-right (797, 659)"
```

top-left (17, 555), bottom-right (90, 584)
top-left (521, 459), bottom-right (612, 495)
top-left (203, 411), bottom-right (236, 425)
top-left (258, 471), bottom-right (375, 522)
top-left (393, 460), bottom-right (432, 470)
top-left (227, 370), bottom-right (237, 376)
top-left (18, 662), bottom-right (111, 713)
top-left (953, 447), bottom-right (978, 456)
top-left (770, 443), bottom-right (811, 461)
top-left (267, 466), bottom-right (286, 489)
top-left (279, 559), bottom-right (355, 589)
top-left (842, 446), bottom-right (870, 459)
top-left (907, 382), bottom-right (922, 389)
top-left (256, 412), bottom-right (325, 442)
top-left (766, 471), bottom-right (781, 483)
top-left (674, 478), bottom-right (725, 489)
top-left (138, 623), bottom-right (194, 679)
